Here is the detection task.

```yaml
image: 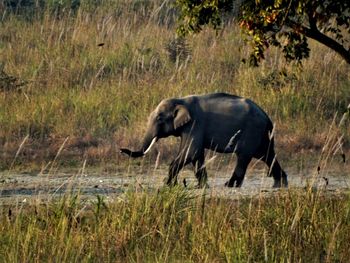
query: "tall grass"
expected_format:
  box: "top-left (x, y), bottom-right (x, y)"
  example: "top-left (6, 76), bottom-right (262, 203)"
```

top-left (0, 187), bottom-right (350, 262)
top-left (0, 100), bottom-right (349, 262)
top-left (0, 1), bottom-right (349, 168)
top-left (1, 3), bottom-right (349, 261)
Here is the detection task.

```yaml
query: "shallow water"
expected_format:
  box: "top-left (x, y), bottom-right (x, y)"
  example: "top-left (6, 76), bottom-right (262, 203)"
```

top-left (0, 167), bottom-right (349, 205)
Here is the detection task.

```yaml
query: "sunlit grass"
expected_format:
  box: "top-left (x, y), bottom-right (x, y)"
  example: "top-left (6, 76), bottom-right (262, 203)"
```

top-left (0, 1), bottom-right (349, 168)
top-left (0, 187), bottom-right (350, 262)
top-left (0, 3), bottom-right (349, 262)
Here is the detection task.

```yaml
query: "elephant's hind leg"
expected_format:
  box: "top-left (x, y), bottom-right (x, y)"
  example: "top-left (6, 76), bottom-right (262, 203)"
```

top-left (264, 149), bottom-right (288, 188)
top-left (225, 155), bottom-right (252, 187)
top-left (254, 132), bottom-right (288, 188)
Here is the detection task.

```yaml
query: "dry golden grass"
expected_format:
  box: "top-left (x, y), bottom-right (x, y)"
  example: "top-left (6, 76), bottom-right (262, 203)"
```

top-left (0, 3), bottom-right (349, 262)
top-left (1, 187), bottom-right (350, 262)
top-left (0, 1), bottom-right (349, 169)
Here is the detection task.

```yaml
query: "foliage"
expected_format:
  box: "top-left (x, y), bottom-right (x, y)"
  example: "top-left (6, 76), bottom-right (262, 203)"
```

top-left (176, 0), bottom-right (236, 36)
top-left (176, 0), bottom-right (350, 66)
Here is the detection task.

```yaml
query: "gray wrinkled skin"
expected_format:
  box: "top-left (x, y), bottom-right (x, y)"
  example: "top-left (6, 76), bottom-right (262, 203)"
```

top-left (120, 93), bottom-right (288, 188)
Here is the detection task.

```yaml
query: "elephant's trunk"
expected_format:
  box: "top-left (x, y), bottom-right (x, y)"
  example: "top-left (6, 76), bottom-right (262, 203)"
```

top-left (120, 135), bottom-right (157, 158)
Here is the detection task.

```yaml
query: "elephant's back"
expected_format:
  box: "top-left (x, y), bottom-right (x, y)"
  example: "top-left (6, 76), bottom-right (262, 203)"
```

top-left (199, 93), bottom-right (270, 121)
top-left (199, 94), bottom-right (251, 115)
top-left (195, 93), bottom-right (272, 152)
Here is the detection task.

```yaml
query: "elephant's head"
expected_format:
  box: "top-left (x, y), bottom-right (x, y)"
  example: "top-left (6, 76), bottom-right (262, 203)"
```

top-left (120, 99), bottom-right (191, 157)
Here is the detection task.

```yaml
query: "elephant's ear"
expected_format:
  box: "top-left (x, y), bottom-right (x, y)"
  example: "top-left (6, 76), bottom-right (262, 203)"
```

top-left (174, 105), bottom-right (191, 129)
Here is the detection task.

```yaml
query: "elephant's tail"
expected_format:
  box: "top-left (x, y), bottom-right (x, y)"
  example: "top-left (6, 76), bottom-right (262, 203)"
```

top-left (266, 119), bottom-right (274, 138)
top-left (253, 119), bottom-right (276, 174)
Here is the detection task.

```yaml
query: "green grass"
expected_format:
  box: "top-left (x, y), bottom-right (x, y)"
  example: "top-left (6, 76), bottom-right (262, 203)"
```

top-left (1, 188), bottom-right (350, 262)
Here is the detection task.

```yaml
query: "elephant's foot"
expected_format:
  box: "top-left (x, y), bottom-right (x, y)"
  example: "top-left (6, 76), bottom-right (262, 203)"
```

top-left (166, 177), bottom-right (178, 187)
top-left (196, 177), bottom-right (208, 189)
top-left (224, 181), bottom-right (234, 187)
top-left (196, 182), bottom-right (209, 189)
top-left (272, 177), bottom-right (288, 188)
top-left (225, 178), bottom-right (243, 188)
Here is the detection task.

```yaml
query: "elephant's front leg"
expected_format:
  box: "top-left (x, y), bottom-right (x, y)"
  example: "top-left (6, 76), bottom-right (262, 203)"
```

top-left (167, 156), bottom-right (192, 186)
top-left (225, 154), bottom-right (252, 187)
top-left (167, 136), bottom-right (203, 187)
top-left (192, 153), bottom-right (208, 188)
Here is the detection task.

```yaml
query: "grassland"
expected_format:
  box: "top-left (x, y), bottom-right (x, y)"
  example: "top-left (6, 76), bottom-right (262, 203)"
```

top-left (0, 188), bottom-right (350, 262)
top-left (0, 0), bottom-right (349, 170)
top-left (0, 2), bottom-right (350, 262)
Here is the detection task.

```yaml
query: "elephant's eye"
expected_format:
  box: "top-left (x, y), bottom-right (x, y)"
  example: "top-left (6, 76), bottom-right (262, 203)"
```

top-left (156, 115), bottom-right (163, 121)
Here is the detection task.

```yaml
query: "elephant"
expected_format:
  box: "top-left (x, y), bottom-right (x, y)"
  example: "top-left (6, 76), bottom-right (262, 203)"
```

top-left (120, 93), bottom-right (288, 188)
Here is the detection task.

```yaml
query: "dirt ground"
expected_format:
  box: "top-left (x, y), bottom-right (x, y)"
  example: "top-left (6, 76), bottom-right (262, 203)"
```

top-left (1, 161), bottom-right (349, 205)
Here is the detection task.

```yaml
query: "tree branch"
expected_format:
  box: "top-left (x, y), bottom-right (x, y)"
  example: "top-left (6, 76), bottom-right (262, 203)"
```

top-left (300, 25), bottom-right (350, 64)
